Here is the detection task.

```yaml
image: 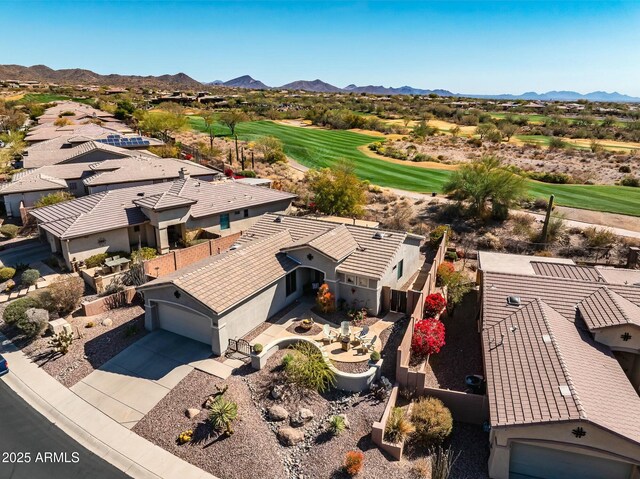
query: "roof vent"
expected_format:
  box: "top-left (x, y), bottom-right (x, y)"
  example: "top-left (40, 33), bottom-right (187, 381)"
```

top-left (274, 215), bottom-right (284, 223)
top-left (559, 385), bottom-right (571, 397)
top-left (542, 334), bottom-right (551, 344)
top-left (137, 192), bottom-right (145, 197)
top-left (373, 231), bottom-right (386, 239)
top-left (506, 296), bottom-right (521, 306)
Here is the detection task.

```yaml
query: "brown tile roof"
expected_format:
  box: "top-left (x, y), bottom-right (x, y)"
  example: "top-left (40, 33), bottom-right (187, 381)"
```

top-left (578, 287), bottom-right (640, 330)
top-left (140, 230), bottom-right (298, 314)
top-left (239, 214), bottom-right (419, 279)
top-left (23, 140), bottom-right (138, 168)
top-left (482, 272), bottom-right (640, 444)
top-left (281, 224), bottom-right (359, 262)
top-left (0, 172), bottom-right (68, 194)
top-left (530, 261), bottom-right (603, 282)
top-left (30, 179), bottom-right (295, 240)
top-left (133, 192), bottom-right (197, 211)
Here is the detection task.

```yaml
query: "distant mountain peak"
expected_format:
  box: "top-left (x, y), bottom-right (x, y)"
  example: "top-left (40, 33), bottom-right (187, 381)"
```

top-left (279, 79), bottom-right (343, 93)
top-left (223, 75), bottom-right (270, 89)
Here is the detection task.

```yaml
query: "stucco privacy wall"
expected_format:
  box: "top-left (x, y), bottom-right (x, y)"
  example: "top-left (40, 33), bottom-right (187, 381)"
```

top-left (488, 422), bottom-right (640, 479)
top-left (5, 190), bottom-right (65, 216)
top-left (62, 227), bottom-right (133, 267)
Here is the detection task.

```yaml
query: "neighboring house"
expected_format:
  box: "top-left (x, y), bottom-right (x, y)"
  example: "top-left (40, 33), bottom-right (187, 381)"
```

top-left (29, 178), bottom-right (296, 269)
top-left (2, 151), bottom-right (220, 218)
top-left (479, 252), bottom-right (640, 479)
top-left (25, 122), bottom-right (134, 144)
top-left (138, 213), bottom-right (424, 355)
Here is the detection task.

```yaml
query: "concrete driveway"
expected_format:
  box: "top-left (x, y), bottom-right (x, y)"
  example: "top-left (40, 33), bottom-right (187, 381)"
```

top-left (0, 238), bottom-right (51, 267)
top-left (71, 331), bottom-right (213, 429)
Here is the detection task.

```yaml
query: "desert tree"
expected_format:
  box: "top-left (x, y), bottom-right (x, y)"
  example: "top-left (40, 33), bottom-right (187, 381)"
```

top-left (219, 109), bottom-right (249, 137)
top-left (305, 159), bottom-right (367, 217)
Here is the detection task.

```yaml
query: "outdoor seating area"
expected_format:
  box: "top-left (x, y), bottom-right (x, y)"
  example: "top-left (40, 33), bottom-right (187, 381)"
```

top-left (247, 300), bottom-right (402, 364)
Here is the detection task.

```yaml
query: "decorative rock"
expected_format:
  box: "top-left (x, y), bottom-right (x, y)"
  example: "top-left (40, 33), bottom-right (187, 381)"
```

top-left (277, 427), bottom-right (305, 446)
top-left (290, 408), bottom-right (314, 427)
top-left (101, 317), bottom-right (113, 327)
top-left (267, 405), bottom-right (289, 421)
top-left (48, 318), bottom-right (70, 335)
top-left (186, 408), bottom-right (200, 419)
top-left (270, 385), bottom-right (284, 400)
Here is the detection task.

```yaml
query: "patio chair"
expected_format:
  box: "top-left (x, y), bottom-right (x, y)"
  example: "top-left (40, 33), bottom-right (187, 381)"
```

top-left (340, 321), bottom-right (351, 338)
top-left (358, 334), bottom-right (378, 354)
top-left (356, 325), bottom-right (370, 341)
top-left (321, 324), bottom-right (338, 344)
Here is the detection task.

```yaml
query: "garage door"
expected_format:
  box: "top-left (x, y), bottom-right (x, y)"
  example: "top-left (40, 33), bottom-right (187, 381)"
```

top-left (156, 302), bottom-right (212, 345)
top-left (510, 443), bottom-right (633, 479)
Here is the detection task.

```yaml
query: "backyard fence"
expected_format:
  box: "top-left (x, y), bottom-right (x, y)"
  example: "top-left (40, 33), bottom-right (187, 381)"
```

top-left (81, 287), bottom-right (138, 316)
top-left (143, 232), bottom-right (243, 278)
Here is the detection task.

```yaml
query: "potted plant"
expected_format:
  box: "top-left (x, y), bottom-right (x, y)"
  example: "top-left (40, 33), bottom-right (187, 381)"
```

top-left (300, 318), bottom-right (314, 331)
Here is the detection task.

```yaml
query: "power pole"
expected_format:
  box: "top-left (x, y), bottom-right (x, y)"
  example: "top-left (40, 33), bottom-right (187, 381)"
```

top-left (541, 194), bottom-right (555, 246)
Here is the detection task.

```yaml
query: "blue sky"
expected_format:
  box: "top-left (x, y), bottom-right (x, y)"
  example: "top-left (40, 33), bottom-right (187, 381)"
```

top-left (5, 1), bottom-right (640, 95)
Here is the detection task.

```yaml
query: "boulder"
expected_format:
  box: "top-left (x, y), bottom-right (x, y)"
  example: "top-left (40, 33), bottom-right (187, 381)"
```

top-left (277, 427), bottom-right (305, 446)
top-left (290, 407), bottom-right (314, 427)
top-left (186, 408), bottom-right (200, 419)
top-left (48, 318), bottom-right (70, 335)
top-left (101, 317), bottom-right (113, 327)
top-left (267, 405), bottom-right (289, 421)
top-left (270, 385), bottom-right (284, 400)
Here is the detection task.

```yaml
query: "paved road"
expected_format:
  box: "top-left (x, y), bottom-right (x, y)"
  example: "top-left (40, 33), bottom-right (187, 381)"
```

top-left (0, 240), bottom-right (51, 267)
top-left (0, 380), bottom-right (130, 479)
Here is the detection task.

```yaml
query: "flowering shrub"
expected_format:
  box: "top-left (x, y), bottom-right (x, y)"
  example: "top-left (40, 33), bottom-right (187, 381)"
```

top-left (424, 293), bottom-right (447, 318)
top-left (436, 262), bottom-right (455, 286)
top-left (224, 168), bottom-right (234, 177)
top-left (316, 283), bottom-right (335, 313)
top-left (411, 318), bottom-right (446, 357)
top-left (344, 450), bottom-right (364, 476)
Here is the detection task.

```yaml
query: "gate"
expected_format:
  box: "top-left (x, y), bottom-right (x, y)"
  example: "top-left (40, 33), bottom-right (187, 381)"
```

top-left (227, 338), bottom-right (252, 357)
top-left (390, 289), bottom-right (407, 313)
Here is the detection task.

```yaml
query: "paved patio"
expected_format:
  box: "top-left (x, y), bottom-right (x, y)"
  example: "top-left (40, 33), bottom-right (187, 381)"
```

top-left (249, 300), bottom-right (404, 363)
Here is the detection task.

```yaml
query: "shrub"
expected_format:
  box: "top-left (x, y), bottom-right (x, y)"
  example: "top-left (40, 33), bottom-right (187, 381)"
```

top-left (328, 415), bottom-right (346, 436)
top-left (548, 137), bottom-right (566, 149)
top-left (411, 319), bottom-right (446, 357)
top-left (315, 283), bottom-right (335, 314)
top-left (49, 330), bottom-right (74, 355)
top-left (511, 213), bottom-right (534, 236)
top-left (130, 247), bottom-right (157, 262)
top-left (436, 262), bottom-right (455, 286)
top-left (411, 397), bottom-right (453, 447)
top-left (44, 276), bottom-right (84, 315)
top-left (85, 321), bottom-right (95, 328)
top-left (84, 253), bottom-right (108, 268)
top-left (370, 350), bottom-right (381, 362)
top-left (3, 296), bottom-right (42, 325)
top-left (431, 446), bottom-right (458, 479)
top-left (253, 343), bottom-right (263, 354)
top-left (410, 458), bottom-right (431, 479)
top-left (34, 191), bottom-right (74, 208)
top-left (238, 170), bottom-right (257, 178)
top-left (0, 224), bottom-right (20, 239)
top-left (527, 171), bottom-right (572, 184)
top-left (0, 267), bottom-right (16, 281)
top-left (621, 175), bottom-right (640, 187)
top-left (443, 271), bottom-right (473, 309)
top-left (284, 341), bottom-right (336, 392)
top-left (384, 407), bottom-right (416, 444)
top-left (17, 308), bottom-right (49, 338)
top-left (619, 165), bottom-right (632, 173)
top-left (424, 293), bottom-right (447, 318)
top-left (583, 227), bottom-right (616, 248)
top-left (444, 251), bottom-right (458, 262)
top-left (429, 225), bottom-right (449, 247)
top-left (208, 396), bottom-right (238, 436)
top-left (344, 450), bottom-right (364, 476)
top-left (21, 269), bottom-right (40, 286)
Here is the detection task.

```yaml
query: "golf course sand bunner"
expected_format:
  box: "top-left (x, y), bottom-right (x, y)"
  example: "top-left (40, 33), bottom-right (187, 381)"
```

top-left (189, 117), bottom-right (640, 217)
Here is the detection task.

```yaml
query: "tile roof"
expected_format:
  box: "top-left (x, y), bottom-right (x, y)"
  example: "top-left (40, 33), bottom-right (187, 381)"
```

top-left (23, 140), bottom-right (137, 168)
top-left (25, 123), bottom-right (132, 142)
top-left (531, 261), bottom-right (603, 282)
top-left (30, 179), bottom-right (296, 240)
top-left (133, 192), bottom-right (197, 211)
top-left (482, 271), bottom-right (640, 445)
top-left (577, 287), bottom-right (640, 330)
top-left (281, 224), bottom-right (359, 262)
top-left (0, 172), bottom-right (68, 194)
top-left (239, 214), bottom-right (420, 279)
top-left (141, 230), bottom-right (298, 314)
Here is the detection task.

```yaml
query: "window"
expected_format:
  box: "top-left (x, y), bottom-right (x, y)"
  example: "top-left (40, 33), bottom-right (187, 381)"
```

top-left (285, 271), bottom-right (297, 296)
top-left (346, 274), bottom-right (356, 284)
top-left (220, 213), bottom-right (230, 230)
top-left (234, 210), bottom-right (240, 215)
top-left (244, 209), bottom-right (249, 218)
top-left (397, 259), bottom-right (404, 280)
top-left (357, 276), bottom-right (368, 287)
top-left (68, 182), bottom-right (77, 190)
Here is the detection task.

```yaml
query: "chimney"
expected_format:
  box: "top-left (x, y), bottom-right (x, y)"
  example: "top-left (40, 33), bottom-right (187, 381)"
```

top-left (178, 167), bottom-right (190, 180)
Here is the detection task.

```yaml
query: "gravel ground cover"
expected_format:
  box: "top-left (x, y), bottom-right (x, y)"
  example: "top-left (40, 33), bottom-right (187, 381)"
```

top-left (285, 321), bottom-right (323, 336)
top-left (0, 300), bottom-right (146, 387)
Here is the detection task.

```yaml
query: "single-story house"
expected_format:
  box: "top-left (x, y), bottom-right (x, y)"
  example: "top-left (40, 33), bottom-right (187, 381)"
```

top-left (29, 177), bottom-right (296, 269)
top-left (138, 213), bottom-right (424, 355)
top-left (2, 150), bottom-right (220, 218)
top-left (480, 255), bottom-right (640, 479)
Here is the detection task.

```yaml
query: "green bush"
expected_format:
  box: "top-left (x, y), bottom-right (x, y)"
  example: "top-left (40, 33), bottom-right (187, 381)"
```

top-left (328, 415), bottom-right (346, 436)
top-left (21, 269), bottom-right (40, 286)
top-left (3, 296), bottom-right (43, 325)
top-left (583, 227), bottom-right (617, 248)
top-left (0, 267), bottom-right (16, 281)
top-left (130, 247), bottom-right (157, 262)
top-left (238, 170), bottom-right (257, 178)
top-left (0, 224), bottom-right (20, 239)
top-left (444, 251), bottom-right (458, 262)
top-left (429, 225), bottom-right (449, 247)
top-left (284, 341), bottom-right (336, 392)
top-left (84, 253), bottom-right (108, 268)
top-left (281, 353), bottom-right (295, 368)
top-left (621, 175), bottom-right (640, 187)
top-left (527, 171), bottom-right (572, 184)
top-left (253, 343), bottom-right (263, 354)
top-left (411, 397), bottom-right (453, 447)
top-left (370, 350), bottom-right (381, 362)
top-left (17, 308), bottom-right (49, 338)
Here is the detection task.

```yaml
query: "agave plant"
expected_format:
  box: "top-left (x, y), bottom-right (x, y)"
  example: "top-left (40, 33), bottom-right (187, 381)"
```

top-left (384, 407), bottom-right (415, 444)
top-left (208, 396), bottom-right (238, 436)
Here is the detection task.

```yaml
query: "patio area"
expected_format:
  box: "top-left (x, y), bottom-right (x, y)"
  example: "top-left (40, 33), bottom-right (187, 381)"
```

top-left (248, 300), bottom-right (404, 363)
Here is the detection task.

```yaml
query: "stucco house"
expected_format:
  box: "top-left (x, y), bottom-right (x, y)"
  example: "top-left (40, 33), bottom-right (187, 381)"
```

top-left (29, 177), bottom-right (296, 269)
top-left (479, 253), bottom-right (640, 479)
top-left (138, 213), bottom-right (424, 355)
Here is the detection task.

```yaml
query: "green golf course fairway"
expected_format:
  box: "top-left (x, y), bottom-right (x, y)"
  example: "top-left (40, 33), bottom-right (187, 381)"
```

top-left (189, 117), bottom-right (640, 217)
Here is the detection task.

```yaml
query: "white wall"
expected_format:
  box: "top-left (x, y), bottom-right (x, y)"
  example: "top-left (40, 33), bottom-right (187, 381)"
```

top-left (4, 190), bottom-right (66, 216)
top-left (62, 227), bottom-right (133, 268)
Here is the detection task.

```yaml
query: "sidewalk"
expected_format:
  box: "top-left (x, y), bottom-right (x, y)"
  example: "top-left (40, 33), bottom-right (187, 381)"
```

top-left (0, 332), bottom-right (218, 479)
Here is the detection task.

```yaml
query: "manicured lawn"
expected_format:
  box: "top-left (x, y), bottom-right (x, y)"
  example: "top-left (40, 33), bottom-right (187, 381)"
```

top-left (189, 117), bottom-right (640, 216)
top-left (16, 93), bottom-right (94, 104)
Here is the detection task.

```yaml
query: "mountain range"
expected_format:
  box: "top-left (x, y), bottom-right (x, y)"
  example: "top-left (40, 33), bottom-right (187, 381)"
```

top-left (2, 65), bottom-right (639, 102)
